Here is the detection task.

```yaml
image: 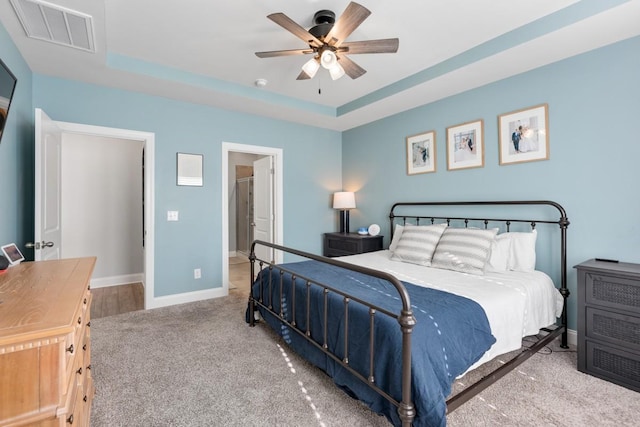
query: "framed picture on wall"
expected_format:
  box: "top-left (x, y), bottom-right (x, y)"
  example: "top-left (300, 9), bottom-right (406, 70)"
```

top-left (446, 119), bottom-right (484, 171)
top-left (498, 103), bottom-right (549, 165)
top-left (177, 152), bottom-right (204, 186)
top-left (406, 130), bottom-right (436, 175)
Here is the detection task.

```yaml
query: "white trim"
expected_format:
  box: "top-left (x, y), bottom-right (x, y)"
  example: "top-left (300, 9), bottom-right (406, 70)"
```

top-left (90, 273), bottom-right (145, 289)
top-left (567, 328), bottom-right (577, 347)
top-left (149, 287), bottom-right (227, 309)
top-left (54, 121), bottom-right (155, 310)
top-left (222, 142), bottom-right (284, 294)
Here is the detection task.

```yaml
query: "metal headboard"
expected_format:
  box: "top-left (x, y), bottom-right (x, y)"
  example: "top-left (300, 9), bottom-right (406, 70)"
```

top-left (389, 200), bottom-right (570, 347)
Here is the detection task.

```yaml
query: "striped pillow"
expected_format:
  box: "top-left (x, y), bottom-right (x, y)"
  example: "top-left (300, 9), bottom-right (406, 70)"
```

top-left (431, 227), bottom-right (499, 275)
top-left (390, 223), bottom-right (447, 266)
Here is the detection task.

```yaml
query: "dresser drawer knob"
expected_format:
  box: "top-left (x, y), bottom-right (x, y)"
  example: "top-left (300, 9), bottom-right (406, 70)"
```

top-left (66, 344), bottom-right (74, 354)
top-left (84, 298), bottom-right (87, 304)
top-left (77, 317), bottom-right (82, 325)
top-left (83, 395), bottom-right (87, 402)
top-left (83, 344), bottom-right (87, 351)
top-left (67, 414), bottom-right (74, 424)
top-left (87, 364), bottom-right (92, 370)
top-left (87, 321), bottom-right (91, 327)
top-left (76, 367), bottom-right (82, 375)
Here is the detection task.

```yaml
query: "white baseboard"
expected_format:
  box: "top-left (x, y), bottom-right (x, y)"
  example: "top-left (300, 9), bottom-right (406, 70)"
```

top-left (229, 250), bottom-right (237, 257)
top-left (146, 286), bottom-right (228, 310)
top-left (91, 273), bottom-right (145, 289)
top-left (566, 328), bottom-right (577, 347)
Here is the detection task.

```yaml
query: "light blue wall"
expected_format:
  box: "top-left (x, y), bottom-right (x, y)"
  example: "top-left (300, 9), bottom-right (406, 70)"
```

top-left (4, 12), bottom-right (640, 329)
top-left (0, 22), bottom-right (33, 252)
top-left (31, 76), bottom-right (341, 297)
top-left (342, 36), bottom-right (640, 331)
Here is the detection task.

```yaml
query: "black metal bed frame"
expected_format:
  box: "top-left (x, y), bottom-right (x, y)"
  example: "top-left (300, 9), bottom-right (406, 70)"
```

top-left (248, 200), bottom-right (569, 426)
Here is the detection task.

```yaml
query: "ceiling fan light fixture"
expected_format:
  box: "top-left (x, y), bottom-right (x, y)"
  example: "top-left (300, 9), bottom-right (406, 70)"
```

top-left (329, 63), bottom-right (345, 80)
top-left (301, 57), bottom-right (320, 78)
top-left (320, 50), bottom-right (337, 70)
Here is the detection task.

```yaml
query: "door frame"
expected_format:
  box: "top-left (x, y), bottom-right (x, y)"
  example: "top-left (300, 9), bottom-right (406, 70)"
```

top-left (55, 120), bottom-right (155, 310)
top-left (222, 142), bottom-right (283, 291)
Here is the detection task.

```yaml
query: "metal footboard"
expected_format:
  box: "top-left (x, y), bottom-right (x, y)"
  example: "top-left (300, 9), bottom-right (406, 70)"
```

top-left (248, 240), bottom-right (417, 426)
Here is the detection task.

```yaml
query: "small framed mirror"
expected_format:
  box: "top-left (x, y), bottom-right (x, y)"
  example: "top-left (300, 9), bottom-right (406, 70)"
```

top-left (177, 153), bottom-right (203, 186)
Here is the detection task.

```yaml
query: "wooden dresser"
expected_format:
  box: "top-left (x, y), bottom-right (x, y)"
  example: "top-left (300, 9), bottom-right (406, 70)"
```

top-left (0, 257), bottom-right (96, 426)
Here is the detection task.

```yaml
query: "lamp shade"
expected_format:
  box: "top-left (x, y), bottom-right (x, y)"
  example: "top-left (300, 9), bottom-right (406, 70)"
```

top-left (329, 63), bottom-right (345, 80)
top-left (333, 192), bottom-right (356, 209)
top-left (301, 57), bottom-right (320, 78)
top-left (320, 50), bottom-right (338, 70)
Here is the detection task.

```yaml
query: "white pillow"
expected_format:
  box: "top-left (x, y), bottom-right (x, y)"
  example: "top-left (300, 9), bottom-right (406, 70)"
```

top-left (508, 230), bottom-right (537, 271)
top-left (389, 224), bottom-right (404, 252)
top-left (390, 223), bottom-right (447, 266)
top-left (431, 227), bottom-right (498, 275)
top-left (486, 234), bottom-right (511, 272)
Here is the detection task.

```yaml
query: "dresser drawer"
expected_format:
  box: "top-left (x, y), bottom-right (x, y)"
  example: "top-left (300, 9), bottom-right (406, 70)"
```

top-left (327, 238), bottom-right (359, 253)
top-left (585, 306), bottom-right (640, 352)
top-left (323, 233), bottom-right (383, 257)
top-left (585, 271), bottom-right (640, 313)
top-left (585, 340), bottom-right (640, 392)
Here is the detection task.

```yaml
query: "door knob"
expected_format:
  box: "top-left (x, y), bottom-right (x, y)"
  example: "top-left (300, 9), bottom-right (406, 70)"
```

top-left (24, 241), bottom-right (54, 250)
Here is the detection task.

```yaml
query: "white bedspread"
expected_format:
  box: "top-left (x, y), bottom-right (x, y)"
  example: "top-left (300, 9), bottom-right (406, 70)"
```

top-left (336, 250), bottom-right (563, 370)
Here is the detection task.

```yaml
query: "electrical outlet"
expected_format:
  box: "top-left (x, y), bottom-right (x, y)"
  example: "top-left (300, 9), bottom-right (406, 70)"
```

top-left (194, 268), bottom-right (201, 279)
top-left (167, 211), bottom-right (179, 221)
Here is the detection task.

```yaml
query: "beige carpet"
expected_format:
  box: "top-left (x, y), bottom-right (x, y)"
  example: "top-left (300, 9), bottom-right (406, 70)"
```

top-left (90, 294), bottom-right (639, 426)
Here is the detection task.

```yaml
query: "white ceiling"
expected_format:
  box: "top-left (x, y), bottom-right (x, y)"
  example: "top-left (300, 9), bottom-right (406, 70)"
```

top-left (1, 0), bottom-right (639, 131)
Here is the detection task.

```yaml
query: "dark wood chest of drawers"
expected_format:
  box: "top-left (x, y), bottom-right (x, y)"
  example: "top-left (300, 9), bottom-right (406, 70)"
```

top-left (575, 259), bottom-right (640, 392)
top-left (323, 232), bottom-right (383, 257)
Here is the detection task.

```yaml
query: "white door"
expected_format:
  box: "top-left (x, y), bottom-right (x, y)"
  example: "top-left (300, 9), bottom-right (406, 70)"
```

top-left (253, 156), bottom-right (274, 263)
top-left (31, 109), bottom-right (62, 260)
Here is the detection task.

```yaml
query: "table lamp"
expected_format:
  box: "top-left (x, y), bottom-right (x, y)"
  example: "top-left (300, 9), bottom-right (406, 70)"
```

top-left (333, 191), bottom-right (356, 233)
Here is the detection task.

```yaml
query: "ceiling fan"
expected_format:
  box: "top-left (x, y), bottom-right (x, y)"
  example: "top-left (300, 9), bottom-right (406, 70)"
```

top-left (255, 2), bottom-right (399, 81)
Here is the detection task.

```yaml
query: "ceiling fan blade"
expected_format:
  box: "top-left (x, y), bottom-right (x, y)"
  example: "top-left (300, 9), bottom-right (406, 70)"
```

top-left (338, 55), bottom-right (366, 79)
top-left (296, 70), bottom-right (312, 80)
top-left (255, 49), bottom-right (313, 58)
top-left (267, 13), bottom-right (323, 47)
top-left (325, 2), bottom-right (371, 47)
top-left (340, 38), bottom-right (399, 54)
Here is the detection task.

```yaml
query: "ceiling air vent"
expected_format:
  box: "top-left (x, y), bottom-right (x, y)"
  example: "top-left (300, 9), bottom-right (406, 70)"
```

top-left (10, 0), bottom-right (95, 52)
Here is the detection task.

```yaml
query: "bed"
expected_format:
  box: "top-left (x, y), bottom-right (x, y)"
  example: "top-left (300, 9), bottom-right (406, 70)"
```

top-left (247, 200), bottom-right (569, 427)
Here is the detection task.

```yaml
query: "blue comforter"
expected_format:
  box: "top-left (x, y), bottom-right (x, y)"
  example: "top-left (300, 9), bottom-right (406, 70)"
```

top-left (247, 260), bottom-right (496, 427)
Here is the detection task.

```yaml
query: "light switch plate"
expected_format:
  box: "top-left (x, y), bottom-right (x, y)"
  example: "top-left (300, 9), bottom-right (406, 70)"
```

top-left (167, 211), bottom-right (179, 221)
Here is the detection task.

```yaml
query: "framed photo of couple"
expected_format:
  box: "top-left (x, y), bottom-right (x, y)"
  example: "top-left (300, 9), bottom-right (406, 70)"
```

top-left (446, 119), bottom-right (484, 171)
top-left (406, 130), bottom-right (436, 175)
top-left (498, 104), bottom-right (549, 165)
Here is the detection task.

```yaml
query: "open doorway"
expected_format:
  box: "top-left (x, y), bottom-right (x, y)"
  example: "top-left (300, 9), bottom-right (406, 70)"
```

top-left (53, 119), bottom-right (155, 310)
top-left (221, 142), bottom-right (283, 298)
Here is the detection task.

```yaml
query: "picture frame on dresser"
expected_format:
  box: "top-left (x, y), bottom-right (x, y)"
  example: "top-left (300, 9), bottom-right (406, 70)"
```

top-left (498, 103), bottom-right (549, 165)
top-left (446, 119), bottom-right (484, 171)
top-left (406, 130), bottom-right (436, 175)
top-left (1, 242), bottom-right (24, 265)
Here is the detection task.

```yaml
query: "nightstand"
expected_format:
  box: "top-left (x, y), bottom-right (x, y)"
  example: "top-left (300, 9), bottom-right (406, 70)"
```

top-left (574, 259), bottom-right (640, 392)
top-left (323, 232), bottom-right (383, 257)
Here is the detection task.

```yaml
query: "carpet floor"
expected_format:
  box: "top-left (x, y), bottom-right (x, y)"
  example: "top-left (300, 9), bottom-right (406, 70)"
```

top-left (90, 294), bottom-right (639, 426)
